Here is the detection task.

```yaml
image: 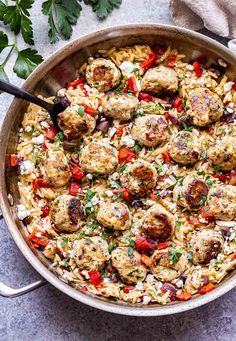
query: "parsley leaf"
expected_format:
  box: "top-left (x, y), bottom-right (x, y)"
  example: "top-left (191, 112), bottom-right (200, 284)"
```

top-left (108, 240), bottom-right (116, 253)
top-left (0, 31), bottom-right (8, 53)
top-left (1, 0), bottom-right (34, 45)
top-left (13, 48), bottom-right (43, 79)
top-left (108, 179), bottom-right (121, 188)
top-left (0, 66), bottom-right (9, 83)
top-left (169, 247), bottom-right (182, 265)
top-left (42, 0), bottom-right (82, 43)
top-left (84, 0), bottom-right (122, 19)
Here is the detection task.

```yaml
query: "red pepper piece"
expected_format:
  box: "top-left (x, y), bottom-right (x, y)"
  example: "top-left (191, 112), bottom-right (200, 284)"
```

top-left (29, 230), bottom-right (49, 247)
top-left (115, 126), bottom-right (125, 137)
top-left (135, 236), bottom-right (156, 254)
top-left (83, 104), bottom-right (98, 117)
top-left (88, 270), bottom-right (103, 287)
top-left (66, 77), bottom-right (85, 89)
top-left (123, 286), bottom-right (135, 294)
top-left (186, 215), bottom-right (202, 226)
top-left (172, 96), bottom-right (183, 112)
top-left (41, 205), bottom-right (50, 218)
top-left (44, 124), bottom-right (58, 141)
top-left (123, 76), bottom-right (139, 95)
top-left (167, 55), bottom-right (176, 67)
top-left (118, 147), bottom-right (136, 165)
top-left (70, 162), bottom-right (84, 180)
top-left (139, 92), bottom-right (153, 102)
top-left (199, 283), bottom-right (215, 294)
top-left (41, 141), bottom-right (48, 150)
top-left (176, 290), bottom-right (192, 301)
top-left (32, 178), bottom-right (51, 192)
top-left (157, 242), bottom-right (169, 250)
top-left (69, 181), bottom-right (81, 196)
top-left (193, 61), bottom-right (202, 78)
top-left (162, 151), bottom-right (171, 163)
top-left (9, 154), bottom-right (19, 167)
top-left (140, 53), bottom-right (156, 69)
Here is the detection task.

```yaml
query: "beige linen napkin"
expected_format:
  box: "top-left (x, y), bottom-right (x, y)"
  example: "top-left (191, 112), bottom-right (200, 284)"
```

top-left (168, 0), bottom-right (236, 53)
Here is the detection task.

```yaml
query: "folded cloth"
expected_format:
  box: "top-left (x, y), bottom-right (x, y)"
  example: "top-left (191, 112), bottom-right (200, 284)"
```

top-left (168, 0), bottom-right (236, 53)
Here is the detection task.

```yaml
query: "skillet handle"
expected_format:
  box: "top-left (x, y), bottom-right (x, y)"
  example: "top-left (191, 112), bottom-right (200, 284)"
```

top-left (0, 212), bottom-right (47, 297)
top-left (0, 279), bottom-right (47, 298)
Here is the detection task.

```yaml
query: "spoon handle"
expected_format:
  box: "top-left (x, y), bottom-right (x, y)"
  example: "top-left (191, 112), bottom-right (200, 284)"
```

top-left (0, 80), bottom-right (53, 113)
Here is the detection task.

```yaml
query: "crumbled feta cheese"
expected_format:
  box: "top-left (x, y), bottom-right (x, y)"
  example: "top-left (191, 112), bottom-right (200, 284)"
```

top-left (25, 125), bottom-right (32, 133)
top-left (102, 138), bottom-right (110, 145)
top-left (185, 64), bottom-right (194, 70)
top-left (57, 88), bottom-right (66, 97)
top-left (119, 61), bottom-right (140, 78)
top-left (228, 102), bottom-right (235, 108)
top-left (41, 121), bottom-right (50, 129)
top-left (135, 282), bottom-right (144, 290)
top-left (16, 204), bottom-right (30, 220)
top-left (216, 220), bottom-right (236, 228)
top-left (108, 127), bottom-right (117, 138)
top-left (103, 278), bottom-right (110, 283)
top-left (81, 270), bottom-right (90, 279)
top-left (226, 107), bottom-right (234, 114)
top-left (224, 81), bottom-right (234, 92)
top-left (91, 195), bottom-right (100, 205)
top-left (146, 199), bottom-right (156, 206)
top-left (175, 279), bottom-right (184, 288)
top-left (217, 253), bottom-right (225, 262)
top-left (120, 135), bottom-right (135, 147)
top-left (218, 58), bottom-right (227, 68)
top-left (32, 134), bottom-right (44, 145)
top-left (143, 295), bottom-right (151, 305)
top-left (110, 172), bottom-right (119, 180)
top-left (105, 190), bottom-right (114, 197)
top-left (86, 173), bottom-right (93, 180)
top-left (20, 160), bottom-right (35, 175)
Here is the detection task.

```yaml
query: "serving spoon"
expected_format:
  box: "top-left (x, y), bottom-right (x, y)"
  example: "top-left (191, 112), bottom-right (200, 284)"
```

top-left (0, 80), bottom-right (68, 131)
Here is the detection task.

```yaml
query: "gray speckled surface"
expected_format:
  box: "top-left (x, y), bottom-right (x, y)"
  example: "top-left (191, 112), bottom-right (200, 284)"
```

top-left (0, 1), bottom-right (235, 340)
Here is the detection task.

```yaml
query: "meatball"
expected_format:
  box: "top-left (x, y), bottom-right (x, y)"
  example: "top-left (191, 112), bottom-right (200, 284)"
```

top-left (187, 229), bottom-right (224, 265)
top-left (141, 65), bottom-right (178, 95)
top-left (120, 159), bottom-right (157, 196)
top-left (73, 236), bottom-right (110, 271)
top-left (96, 201), bottom-right (131, 230)
top-left (79, 141), bottom-right (118, 174)
top-left (43, 149), bottom-right (71, 187)
top-left (168, 131), bottom-right (201, 165)
top-left (208, 136), bottom-right (236, 170)
top-left (173, 175), bottom-right (209, 210)
top-left (131, 115), bottom-right (169, 147)
top-left (111, 247), bottom-right (147, 284)
top-left (186, 87), bottom-right (224, 127)
top-left (58, 104), bottom-right (96, 139)
top-left (150, 248), bottom-right (188, 282)
top-left (50, 194), bottom-right (84, 232)
top-left (85, 58), bottom-right (121, 92)
top-left (102, 93), bottom-right (139, 121)
top-left (207, 185), bottom-right (236, 220)
top-left (142, 203), bottom-right (175, 241)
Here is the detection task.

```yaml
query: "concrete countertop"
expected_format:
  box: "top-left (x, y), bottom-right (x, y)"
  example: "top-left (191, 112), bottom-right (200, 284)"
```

top-left (0, 1), bottom-right (235, 340)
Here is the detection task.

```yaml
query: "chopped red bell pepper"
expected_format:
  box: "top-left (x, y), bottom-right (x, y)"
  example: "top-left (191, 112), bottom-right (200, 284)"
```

top-left (41, 141), bottom-right (48, 150)
top-left (135, 236), bottom-right (156, 254)
top-left (153, 45), bottom-right (166, 56)
top-left (193, 61), bottom-right (202, 78)
top-left (69, 181), bottom-right (81, 196)
top-left (150, 193), bottom-right (158, 202)
top-left (40, 205), bottom-right (50, 218)
top-left (229, 172), bottom-right (236, 186)
top-left (122, 189), bottom-right (132, 201)
top-left (118, 147), bottom-right (136, 165)
top-left (211, 172), bottom-right (228, 182)
top-left (32, 178), bottom-right (51, 191)
top-left (44, 124), bottom-right (58, 141)
top-left (200, 206), bottom-right (214, 223)
top-left (176, 290), bottom-right (192, 301)
top-left (208, 127), bottom-right (214, 135)
top-left (9, 154), bottom-right (19, 167)
top-left (139, 93), bottom-right (153, 102)
top-left (141, 254), bottom-right (153, 267)
top-left (167, 55), bottom-right (176, 68)
top-left (29, 230), bottom-right (49, 247)
top-left (172, 96), bottom-right (183, 112)
top-left (83, 104), bottom-right (98, 117)
top-left (123, 76), bottom-right (139, 95)
top-left (88, 270), bottom-right (103, 287)
top-left (115, 126), bottom-right (125, 137)
top-left (164, 112), bottom-right (170, 120)
top-left (231, 252), bottom-right (236, 260)
top-left (161, 283), bottom-right (177, 301)
top-left (199, 283), bottom-right (215, 294)
top-left (66, 77), bottom-right (85, 89)
top-left (140, 53), bottom-right (156, 69)
top-left (123, 286), bottom-right (135, 294)
top-left (70, 162), bottom-right (84, 180)
top-left (157, 242), bottom-right (169, 250)
top-left (186, 215), bottom-right (202, 226)
top-left (162, 151), bottom-right (171, 163)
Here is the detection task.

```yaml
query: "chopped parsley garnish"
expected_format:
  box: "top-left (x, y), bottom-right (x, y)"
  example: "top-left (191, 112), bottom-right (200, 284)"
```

top-left (108, 179), bottom-right (121, 188)
top-left (127, 247), bottom-right (134, 257)
top-left (169, 247), bottom-right (182, 264)
top-left (205, 175), bottom-right (215, 187)
top-left (175, 221), bottom-right (181, 230)
top-left (84, 190), bottom-right (97, 215)
top-left (200, 150), bottom-right (207, 159)
top-left (53, 132), bottom-right (66, 142)
top-left (76, 106), bottom-right (84, 117)
top-left (131, 144), bottom-right (141, 153)
top-left (187, 252), bottom-right (193, 261)
top-left (108, 240), bottom-right (116, 253)
top-left (182, 123), bottom-right (193, 132)
top-left (120, 164), bottom-right (128, 174)
top-left (196, 195), bottom-right (207, 207)
top-left (124, 237), bottom-right (135, 247)
top-left (87, 221), bottom-right (99, 235)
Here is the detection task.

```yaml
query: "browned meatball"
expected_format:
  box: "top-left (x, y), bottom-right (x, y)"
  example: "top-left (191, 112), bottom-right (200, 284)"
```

top-left (43, 149), bottom-right (71, 187)
top-left (188, 229), bottom-right (224, 265)
top-left (142, 203), bottom-right (175, 241)
top-left (120, 159), bottom-right (157, 196)
top-left (86, 58), bottom-right (121, 92)
top-left (102, 93), bottom-right (139, 121)
top-left (96, 201), bottom-right (131, 230)
top-left (208, 136), bottom-right (236, 171)
top-left (173, 175), bottom-right (209, 210)
top-left (50, 194), bottom-right (84, 232)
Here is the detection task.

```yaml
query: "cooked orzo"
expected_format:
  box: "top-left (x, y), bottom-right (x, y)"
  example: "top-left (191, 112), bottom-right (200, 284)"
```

top-left (14, 44), bottom-right (236, 305)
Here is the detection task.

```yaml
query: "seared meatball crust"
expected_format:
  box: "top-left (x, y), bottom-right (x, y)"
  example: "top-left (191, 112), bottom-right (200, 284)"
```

top-left (86, 58), bottom-right (121, 92)
top-left (58, 105), bottom-right (96, 140)
top-left (168, 131), bottom-right (201, 165)
top-left (208, 136), bottom-right (236, 171)
top-left (187, 229), bottom-right (224, 265)
top-left (74, 236), bottom-right (110, 271)
top-left (43, 149), bottom-right (71, 188)
top-left (131, 115), bottom-right (169, 147)
top-left (120, 159), bottom-right (157, 196)
top-left (142, 203), bottom-right (175, 241)
top-left (102, 93), bottom-right (139, 121)
top-left (96, 201), bottom-right (131, 230)
top-left (50, 194), bottom-right (84, 232)
top-left (141, 65), bottom-right (178, 95)
top-left (79, 141), bottom-right (118, 174)
top-left (150, 249), bottom-right (188, 282)
top-left (173, 175), bottom-right (209, 210)
top-left (186, 87), bottom-right (223, 127)
top-left (111, 247), bottom-right (147, 284)
top-left (207, 185), bottom-right (236, 220)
